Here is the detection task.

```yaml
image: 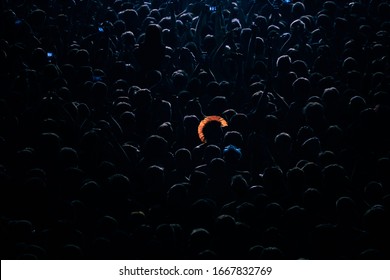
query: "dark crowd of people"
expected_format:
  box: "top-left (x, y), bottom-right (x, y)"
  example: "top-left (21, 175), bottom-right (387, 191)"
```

top-left (1, 0), bottom-right (390, 259)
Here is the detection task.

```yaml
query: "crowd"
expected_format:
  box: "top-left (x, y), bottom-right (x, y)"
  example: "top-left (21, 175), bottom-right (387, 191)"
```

top-left (1, 0), bottom-right (389, 259)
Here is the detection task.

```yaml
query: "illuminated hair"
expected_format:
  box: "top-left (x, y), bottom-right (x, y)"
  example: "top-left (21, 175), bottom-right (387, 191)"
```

top-left (223, 145), bottom-right (242, 159)
top-left (197, 116), bottom-right (228, 143)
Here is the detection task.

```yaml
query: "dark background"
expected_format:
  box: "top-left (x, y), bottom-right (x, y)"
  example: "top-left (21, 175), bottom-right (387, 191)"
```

top-left (0, 0), bottom-right (389, 259)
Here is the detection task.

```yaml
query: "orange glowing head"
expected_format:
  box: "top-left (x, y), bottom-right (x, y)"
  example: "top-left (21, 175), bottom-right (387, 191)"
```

top-left (197, 115), bottom-right (228, 143)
